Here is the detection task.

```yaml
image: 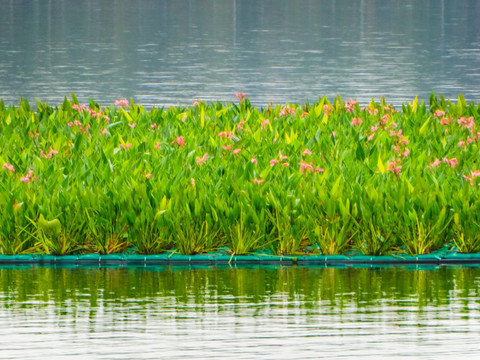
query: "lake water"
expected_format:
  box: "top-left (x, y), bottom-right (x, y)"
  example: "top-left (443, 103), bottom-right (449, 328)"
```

top-left (1, 265), bottom-right (480, 359)
top-left (1, 0), bottom-right (480, 107)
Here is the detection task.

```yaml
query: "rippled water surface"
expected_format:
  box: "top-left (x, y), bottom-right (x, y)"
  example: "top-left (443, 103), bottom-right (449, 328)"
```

top-left (1, 265), bottom-right (480, 359)
top-left (1, 0), bottom-right (480, 107)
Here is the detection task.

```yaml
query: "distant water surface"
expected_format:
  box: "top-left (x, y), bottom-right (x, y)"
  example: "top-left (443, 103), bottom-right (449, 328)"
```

top-left (1, 0), bottom-right (480, 107)
top-left (0, 265), bottom-right (480, 359)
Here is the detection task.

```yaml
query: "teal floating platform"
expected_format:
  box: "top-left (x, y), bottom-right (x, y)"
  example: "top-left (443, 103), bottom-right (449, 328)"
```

top-left (1, 250), bottom-right (480, 266)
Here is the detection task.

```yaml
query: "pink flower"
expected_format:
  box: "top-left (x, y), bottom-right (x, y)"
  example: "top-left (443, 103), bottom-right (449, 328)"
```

top-left (172, 136), bottom-right (185, 147)
top-left (302, 149), bottom-right (312, 156)
top-left (443, 157), bottom-right (458, 168)
top-left (67, 122), bottom-right (74, 127)
top-left (350, 117), bottom-right (362, 126)
top-left (439, 118), bottom-right (449, 125)
top-left (387, 160), bottom-right (402, 175)
top-left (251, 158), bottom-right (257, 164)
top-left (154, 142), bottom-right (160, 149)
top-left (20, 177), bottom-right (30, 183)
top-left (237, 120), bottom-right (245, 131)
top-left (401, 148), bottom-right (410, 157)
top-left (299, 162), bottom-right (314, 174)
top-left (368, 108), bottom-right (378, 115)
top-left (235, 92), bottom-right (246, 99)
top-left (120, 143), bottom-right (132, 150)
top-left (430, 158), bottom-right (442, 168)
top-left (222, 145), bottom-right (231, 151)
top-left (279, 106), bottom-right (296, 116)
top-left (459, 141), bottom-right (466, 147)
top-left (146, 173), bottom-right (152, 179)
top-left (393, 145), bottom-right (399, 153)
top-left (331, 131), bottom-right (336, 137)
top-left (218, 131), bottom-right (233, 138)
top-left (128, 123), bottom-right (136, 129)
top-left (261, 119), bottom-right (270, 130)
top-left (115, 99), bottom-right (129, 107)
top-left (301, 112), bottom-right (308, 118)
top-left (270, 159), bottom-right (278, 167)
top-left (278, 151), bottom-right (288, 160)
top-left (344, 98), bottom-right (358, 113)
top-left (323, 104), bottom-right (333, 116)
top-left (315, 167), bottom-right (324, 173)
top-left (253, 178), bottom-right (264, 185)
top-left (370, 126), bottom-right (378, 132)
top-left (193, 101), bottom-right (199, 106)
top-left (391, 121), bottom-right (398, 128)
top-left (151, 123), bottom-right (157, 129)
top-left (282, 162), bottom-right (289, 167)
top-left (233, 149), bottom-right (241, 156)
top-left (389, 130), bottom-right (397, 137)
top-left (182, 115), bottom-right (187, 122)
top-left (367, 133), bottom-right (375, 141)
top-left (101, 128), bottom-right (108, 135)
top-left (3, 163), bottom-right (14, 172)
top-left (190, 178), bottom-right (195, 186)
top-left (196, 153), bottom-right (208, 165)
top-left (434, 110), bottom-right (445, 117)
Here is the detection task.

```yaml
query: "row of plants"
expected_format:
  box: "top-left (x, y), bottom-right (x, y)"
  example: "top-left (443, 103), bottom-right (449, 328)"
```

top-left (0, 93), bottom-right (479, 256)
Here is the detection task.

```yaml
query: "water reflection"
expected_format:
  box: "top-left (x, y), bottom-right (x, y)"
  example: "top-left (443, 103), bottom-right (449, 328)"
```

top-left (0, 266), bottom-right (480, 358)
top-left (1, 0), bottom-right (479, 107)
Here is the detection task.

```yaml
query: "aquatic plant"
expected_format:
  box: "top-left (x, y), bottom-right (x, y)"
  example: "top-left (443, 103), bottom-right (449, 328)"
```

top-left (0, 93), bottom-right (480, 256)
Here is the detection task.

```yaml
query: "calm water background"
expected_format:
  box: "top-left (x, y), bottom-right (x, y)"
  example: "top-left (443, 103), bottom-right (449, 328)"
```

top-left (1, 0), bottom-right (480, 107)
top-left (0, 265), bottom-right (480, 359)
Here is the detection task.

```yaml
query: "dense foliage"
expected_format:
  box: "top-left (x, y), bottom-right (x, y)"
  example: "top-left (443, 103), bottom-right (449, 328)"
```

top-left (0, 93), bottom-right (479, 256)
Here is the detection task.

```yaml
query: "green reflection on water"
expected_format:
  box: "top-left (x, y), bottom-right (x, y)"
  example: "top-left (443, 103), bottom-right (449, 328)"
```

top-left (1, 265), bottom-right (479, 313)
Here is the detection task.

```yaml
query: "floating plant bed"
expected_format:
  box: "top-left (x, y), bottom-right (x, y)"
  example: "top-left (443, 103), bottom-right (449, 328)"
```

top-left (0, 94), bottom-right (480, 259)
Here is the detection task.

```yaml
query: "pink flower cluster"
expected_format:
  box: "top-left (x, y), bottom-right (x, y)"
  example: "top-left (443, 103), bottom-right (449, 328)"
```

top-left (72, 104), bottom-right (86, 112)
top-left (115, 99), bottom-right (129, 107)
top-left (344, 98), bottom-right (358, 113)
top-left (196, 153), bottom-right (208, 165)
top-left (261, 119), bottom-right (270, 130)
top-left (299, 162), bottom-right (323, 174)
top-left (20, 169), bottom-right (35, 183)
top-left (2, 163), bottom-right (14, 172)
top-left (270, 151), bottom-right (289, 167)
top-left (323, 104), bottom-right (334, 116)
top-left (387, 159), bottom-right (402, 176)
top-left (218, 131), bottom-right (234, 138)
top-left (443, 157), bottom-right (458, 168)
top-left (463, 170), bottom-right (480, 186)
top-left (235, 92), bottom-right (246, 104)
top-left (279, 106), bottom-right (296, 117)
top-left (172, 136), bottom-right (185, 147)
top-left (73, 103), bottom-right (110, 121)
top-left (350, 117), bottom-right (362, 126)
top-left (41, 147), bottom-right (59, 159)
top-left (67, 119), bottom-right (91, 134)
top-left (120, 143), bottom-right (132, 150)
